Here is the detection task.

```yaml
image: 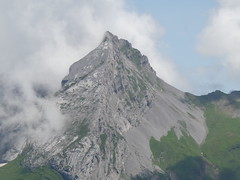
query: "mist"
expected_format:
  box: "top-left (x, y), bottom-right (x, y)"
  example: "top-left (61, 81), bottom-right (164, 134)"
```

top-left (0, 75), bottom-right (66, 161)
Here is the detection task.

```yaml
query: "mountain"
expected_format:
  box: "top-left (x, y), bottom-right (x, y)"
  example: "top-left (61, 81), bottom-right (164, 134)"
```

top-left (1, 32), bottom-right (240, 180)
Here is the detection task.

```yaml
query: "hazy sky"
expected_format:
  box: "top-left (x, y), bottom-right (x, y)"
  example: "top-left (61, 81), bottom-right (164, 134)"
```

top-left (130, 0), bottom-right (240, 94)
top-left (1, 0), bottom-right (240, 95)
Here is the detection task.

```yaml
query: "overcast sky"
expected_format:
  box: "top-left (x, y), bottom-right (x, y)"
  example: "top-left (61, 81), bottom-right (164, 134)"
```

top-left (1, 0), bottom-right (240, 95)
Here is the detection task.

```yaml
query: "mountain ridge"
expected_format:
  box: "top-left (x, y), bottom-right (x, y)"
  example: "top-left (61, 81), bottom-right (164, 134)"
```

top-left (45, 31), bottom-right (207, 179)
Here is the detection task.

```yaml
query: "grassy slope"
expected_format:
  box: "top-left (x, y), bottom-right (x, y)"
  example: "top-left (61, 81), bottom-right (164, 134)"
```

top-left (150, 129), bottom-right (200, 170)
top-left (202, 105), bottom-right (240, 179)
top-left (150, 129), bottom-right (214, 180)
top-left (100, 133), bottom-right (107, 159)
top-left (0, 155), bottom-right (63, 180)
top-left (150, 92), bottom-right (240, 179)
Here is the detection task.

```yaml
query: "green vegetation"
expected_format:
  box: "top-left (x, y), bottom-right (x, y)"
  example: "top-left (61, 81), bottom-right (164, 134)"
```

top-left (63, 122), bottom-right (89, 151)
top-left (186, 90), bottom-right (240, 108)
top-left (170, 156), bottom-right (213, 180)
top-left (187, 112), bottom-right (196, 119)
top-left (117, 59), bottom-right (123, 65)
top-left (127, 90), bottom-right (135, 102)
top-left (219, 168), bottom-right (238, 180)
top-left (100, 133), bottom-right (108, 159)
top-left (150, 129), bottom-right (200, 170)
top-left (0, 155), bottom-right (63, 180)
top-left (149, 129), bottom-right (215, 179)
top-left (150, 92), bottom-right (240, 179)
top-left (185, 92), bottom-right (206, 107)
top-left (120, 44), bottom-right (142, 69)
top-left (136, 76), bottom-right (147, 91)
top-left (126, 71), bottom-right (147, 105)
top-left (178, 120), bottom-right (187, 130)
top-left (129, 48), bottom-right (142, 68)
top-left (125, 68), bottom-right (131, 74)
top-left (111, 131), bottom-right (124, 165)
top-left (131, 171), bottom-right (168, 180)
top-left (128, 74), bottom-right (147, 93)
top-left (77, 123), bottom-right (89, 139)
top-left (202, 105), bottom-right (240, 178)
top-left (125, 98), bottom-right (132, 106)
top-left (128, 75), bottom-right (138, 92)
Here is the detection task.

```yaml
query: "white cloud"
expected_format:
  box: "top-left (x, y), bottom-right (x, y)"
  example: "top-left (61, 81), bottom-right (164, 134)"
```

top-left (0, 75), bottom-right (66, 161)
top-left (0, 0), bottom-right (186, 91)
top-left (218, 0), bottom-right (240, 7)
top-left (198, 0), bottom-right (240, 71)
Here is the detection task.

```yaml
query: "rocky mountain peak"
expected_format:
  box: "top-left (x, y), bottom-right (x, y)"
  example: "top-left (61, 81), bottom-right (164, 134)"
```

top-left (61, 31), bottom-right (154, 88)
top-left (21, 32), bottom-right (207, 180)
top-left (101, 31), bottom-right (117, 43)
top-left (100, 31), bottom-right (129, 49)
top-left (98, 31), bottom-right (122, 51)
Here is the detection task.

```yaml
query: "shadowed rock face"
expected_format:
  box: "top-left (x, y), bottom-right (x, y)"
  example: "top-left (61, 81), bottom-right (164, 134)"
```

top-left (23, 31), bottom-right (207, 179)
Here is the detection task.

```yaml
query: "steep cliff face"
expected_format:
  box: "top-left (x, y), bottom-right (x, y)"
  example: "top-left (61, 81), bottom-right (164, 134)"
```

top-left (21, 32), bottom-right (207, 179)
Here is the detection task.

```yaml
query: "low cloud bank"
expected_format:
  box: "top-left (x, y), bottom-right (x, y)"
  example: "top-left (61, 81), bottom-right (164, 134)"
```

top-left (198, 0), bottom-right (240, 71)
top-left (0, 76), bottom-right (65, 161)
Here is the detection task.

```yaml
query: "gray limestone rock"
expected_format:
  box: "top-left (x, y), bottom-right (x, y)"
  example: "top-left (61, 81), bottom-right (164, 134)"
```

top-left (23, 31), bottom-right (207, 179)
